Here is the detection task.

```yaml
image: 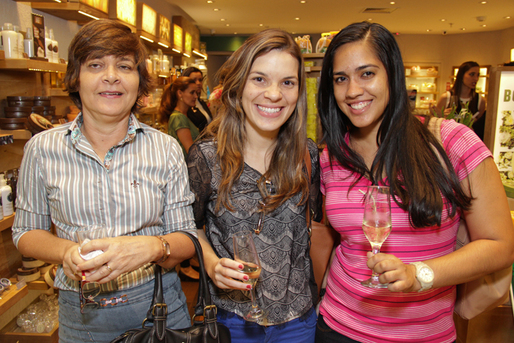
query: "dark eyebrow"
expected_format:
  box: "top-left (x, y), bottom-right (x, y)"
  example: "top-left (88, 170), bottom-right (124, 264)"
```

top-left (333, 64), bottom-right (380, 76)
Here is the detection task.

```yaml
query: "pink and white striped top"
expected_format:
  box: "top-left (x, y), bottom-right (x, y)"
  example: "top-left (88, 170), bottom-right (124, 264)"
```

top-left (319, 119), bottom-right (491, 343)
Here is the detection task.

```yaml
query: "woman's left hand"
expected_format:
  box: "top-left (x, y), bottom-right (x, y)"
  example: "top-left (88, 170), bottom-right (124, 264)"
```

top-left (76, 235), bottom-right (161, 284)
top-left (366, 252), bottom-right (419, 292)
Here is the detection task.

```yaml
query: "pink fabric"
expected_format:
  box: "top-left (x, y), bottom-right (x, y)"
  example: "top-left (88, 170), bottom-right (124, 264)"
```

top-left (319, 120), bottom-right (491, 343)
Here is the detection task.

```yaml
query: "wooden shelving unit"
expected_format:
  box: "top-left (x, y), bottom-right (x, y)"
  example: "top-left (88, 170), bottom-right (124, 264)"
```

top-left (0, 214), bottom-right (15, 233)
top-left (0, 282), bottom-right (28, 317)
top-left (0, 59), bottom-right (66, 73)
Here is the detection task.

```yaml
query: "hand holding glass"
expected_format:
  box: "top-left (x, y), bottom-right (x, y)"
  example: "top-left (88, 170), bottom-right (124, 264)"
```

top-left (232, 232), bottom-right (265, 321)
top-left (361, 186), bottom-right (392, 289)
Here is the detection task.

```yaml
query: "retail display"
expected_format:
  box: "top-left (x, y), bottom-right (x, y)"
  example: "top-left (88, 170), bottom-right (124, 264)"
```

top-left (405, 64), bottom-right (439, 114)
top-left (0, 174), bottom-right (13, 217)
top-left (24, 27), bottom-right (34, 58)
top-left (1, 23), bottom-right (19, 59)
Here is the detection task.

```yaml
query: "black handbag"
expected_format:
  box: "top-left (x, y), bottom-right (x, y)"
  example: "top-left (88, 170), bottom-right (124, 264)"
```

top-left (110, 232), bottom-right (231, 343)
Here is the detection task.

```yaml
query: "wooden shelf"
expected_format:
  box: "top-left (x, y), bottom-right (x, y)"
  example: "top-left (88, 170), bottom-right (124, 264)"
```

top-left (30, 1), bottom-right (108, 26)
top-left (305, 66), bottom-right (322, 72)
top-left (303, 53), bottom-right (324, 59)
top-left (0, 282), bottom-right (28, 317)
top-left (0, 214), bottom-right (15, 233)
top-left (0, 59), bottom-right (66, 73)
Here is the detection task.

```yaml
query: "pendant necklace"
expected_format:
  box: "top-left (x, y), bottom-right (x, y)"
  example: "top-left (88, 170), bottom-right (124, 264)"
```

top-left (254, 180), bottom-right (273, 235)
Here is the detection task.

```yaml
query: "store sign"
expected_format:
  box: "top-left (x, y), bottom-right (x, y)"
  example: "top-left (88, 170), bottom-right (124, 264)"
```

top-left (80, 0), bottom-right (108, 13)
top-left (184, 32), bottom-right (192, 55)
top-left (141, 4), bottom-right (156, 35)
top-left (491, 71), bottom-right (514, 184)
top-left (173, 24), bottom-right (183, 52)
top-left (116, 0), bottom-right (136, 26)
top-left (159, 15), bottom-right (170, 42)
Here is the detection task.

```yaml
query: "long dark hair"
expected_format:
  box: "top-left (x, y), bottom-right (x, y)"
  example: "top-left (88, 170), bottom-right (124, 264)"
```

top-left (450, 61), bottom-right (480, 113)
top-left (318, 21), bottom-right (472, 228)
top-left (158, 76), bottom-right (196, 124)
top-left (203, 28), bottom-right (308, 213)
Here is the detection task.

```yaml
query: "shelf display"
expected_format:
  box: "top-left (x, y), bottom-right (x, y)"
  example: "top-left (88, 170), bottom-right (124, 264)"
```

top-left (405, 64), bottom-right (439, 114)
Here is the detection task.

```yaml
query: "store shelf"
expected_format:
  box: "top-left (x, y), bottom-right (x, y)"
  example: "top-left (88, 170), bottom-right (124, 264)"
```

top-left (0, 214), bottom-right (15, 233)
top-left (0, 282), bottom-right (28, 317)
top-left (0, 130), bottom-right (32, 140)
top-left (0, 59), bottom-right (66, 73)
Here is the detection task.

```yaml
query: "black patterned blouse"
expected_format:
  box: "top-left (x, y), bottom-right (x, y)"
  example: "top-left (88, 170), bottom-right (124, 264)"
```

top-left (187, 139), bottom-right (322, 325)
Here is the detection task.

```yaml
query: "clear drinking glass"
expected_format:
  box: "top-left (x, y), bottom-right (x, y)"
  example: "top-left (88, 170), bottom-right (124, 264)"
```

top-left (361, 186), bottom-right (392, 289)
top-left (232, 231), bottom-right (265, 322)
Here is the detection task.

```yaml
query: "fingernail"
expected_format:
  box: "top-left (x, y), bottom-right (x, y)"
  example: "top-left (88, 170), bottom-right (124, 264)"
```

top-left (243, 275), bottom-right (249, 281)
top-left (246, 284), bottom-right (252, 290)
top-left (238, 264), bottom-right (243, 270)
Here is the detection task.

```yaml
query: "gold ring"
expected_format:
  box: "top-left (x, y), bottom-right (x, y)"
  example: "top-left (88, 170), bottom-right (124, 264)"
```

top-left (106, 264), bottom-right (113, 273)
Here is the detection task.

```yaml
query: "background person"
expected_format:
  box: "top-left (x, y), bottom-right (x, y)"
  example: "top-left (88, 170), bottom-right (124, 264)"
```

top-left (158, 76), bottom-right (200, 157)
top-left (12, 19), bottom-right (197, 343)
top-left (434, 61), bottom-right (487, 139)
top-left (182, 66), bottom-right (212, 132)
top-left (316, 21), bottom-right (514, 343)
top-left (187, 28), bottom-right (322, 343)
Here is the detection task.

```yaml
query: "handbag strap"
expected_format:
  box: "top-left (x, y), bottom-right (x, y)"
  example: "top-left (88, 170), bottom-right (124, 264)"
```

top-left (304, 147), bottom-right (312, 233)
top-left (144, 232), bottom-right (220, 340)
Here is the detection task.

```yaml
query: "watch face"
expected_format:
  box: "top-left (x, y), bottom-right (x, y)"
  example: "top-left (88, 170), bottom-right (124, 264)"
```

top-left (419, 267), bottom-right (434, 282)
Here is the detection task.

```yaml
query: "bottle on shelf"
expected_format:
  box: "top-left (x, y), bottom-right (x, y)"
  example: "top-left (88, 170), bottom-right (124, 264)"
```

top-left (44, 27), bottom-right (53, 62)
top-left (50, 28), bottom-right (58, 63)
top-left (13, 25), bottom-right (24, 58)
top-left (1, 23), bottom-right (19, 59)
top-left (0, 174), bottom-right (14, 217)
top-left (24, 26), bottom-right (34, 58)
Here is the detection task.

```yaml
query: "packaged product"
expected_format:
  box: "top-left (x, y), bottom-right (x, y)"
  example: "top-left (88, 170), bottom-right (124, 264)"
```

top-left (295, 35), bottom-right (312, 54)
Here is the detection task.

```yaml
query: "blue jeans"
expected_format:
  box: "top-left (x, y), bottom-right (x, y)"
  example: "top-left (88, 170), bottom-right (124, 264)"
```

top-left (217, 307), bottom-right (317, 343)
top-left (58, 270), bottom-right (190, 343)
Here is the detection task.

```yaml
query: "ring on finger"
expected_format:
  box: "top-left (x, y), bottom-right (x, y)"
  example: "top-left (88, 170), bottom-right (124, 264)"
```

top-left (105, 264), bottom-right (113, 273)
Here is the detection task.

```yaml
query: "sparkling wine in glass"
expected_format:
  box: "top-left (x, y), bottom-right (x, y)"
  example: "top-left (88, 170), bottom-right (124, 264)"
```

top-left (361, 185), bottom-right (392, 289)
top-left (233, 231), bottom-right (265, 321)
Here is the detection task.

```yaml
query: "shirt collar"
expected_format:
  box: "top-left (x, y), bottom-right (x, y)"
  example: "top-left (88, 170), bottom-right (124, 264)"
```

top-left (68, 112), bottom-right (144, 147)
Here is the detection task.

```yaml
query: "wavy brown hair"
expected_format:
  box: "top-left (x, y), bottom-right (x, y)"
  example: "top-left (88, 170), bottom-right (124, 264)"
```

top-left (202, 28), bottom-right (308, 213)
top-left (64, 19), bottom-right (152, 113)
top-left (158, 76), bottom-right (196, 124)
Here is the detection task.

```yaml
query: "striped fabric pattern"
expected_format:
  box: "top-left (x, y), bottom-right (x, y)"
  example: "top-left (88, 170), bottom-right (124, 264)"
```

top-left (319, 119), bottom-right (491, 343)
top-left (12, 114), bottom-right (197, 291)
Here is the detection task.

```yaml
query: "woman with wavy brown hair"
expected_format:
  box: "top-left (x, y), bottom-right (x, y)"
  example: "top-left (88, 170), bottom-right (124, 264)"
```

top-left (187, 28), bottom-right (322, 342)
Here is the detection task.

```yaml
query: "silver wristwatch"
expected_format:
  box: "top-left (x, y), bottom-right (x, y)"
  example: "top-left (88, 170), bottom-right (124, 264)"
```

top-left (411, 262), bottom-right (434, 292)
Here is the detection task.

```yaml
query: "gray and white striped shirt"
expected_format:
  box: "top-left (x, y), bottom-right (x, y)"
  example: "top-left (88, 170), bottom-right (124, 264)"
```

top-left (13, 113), bottom-right (196, 291)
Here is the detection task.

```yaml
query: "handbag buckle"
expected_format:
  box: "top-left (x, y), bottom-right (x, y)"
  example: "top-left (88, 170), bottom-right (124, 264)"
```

top-left (151, 303), bottom-right (168, 315)
top-left (203, 304), bottom-right (217, 317)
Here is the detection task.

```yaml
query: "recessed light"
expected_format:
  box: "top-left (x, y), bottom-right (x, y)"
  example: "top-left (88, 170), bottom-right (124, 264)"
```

top-left (482, 24), bottom-right (487, 27)
top-left (234, 32), bottom-right (237, 35)
top-left (426, 29), bottom-right (431, 32)
top-left (295, 17), bottom-right (300, 21)
top-left (214, 8), bottom-right (219, 11)
top-left (441, 19), bottom-right (446, 22)
top-left (220, 18), bottom-right (225, 21)
top-left (460, 28), bottom-right (466, 30)
top-left (226, 24), bottom-right (230, 27)
top-left (390, 1), bottom-right (395, 4)
top-left (480, 1), bottom-right (487, 4)
top-left (207, 0), bottom-right (213, 3)
top-left (505, 16), bottom-right (511, 19)
top-left (259, 24), bottom-right (263, 27)
top-left (300, 0), bottom-right (306, 3)
top-left (367, 18), bottom-right (373, 21)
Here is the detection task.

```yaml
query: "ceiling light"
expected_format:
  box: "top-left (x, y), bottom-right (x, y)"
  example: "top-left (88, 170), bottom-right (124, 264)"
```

top-left (234, 32), bottom-right (237, 34)
top-left (158, 42), bottom-right (169, 48)
top-left (226, 24), bottom-right (230, 26)
top-left (367, 18), bottom-right (373, 21)
top-left (259, 24), bottom-right (263, 27)
top-left (193, 50), bottom-right (207, 59)
top-left (390, 1), bottom-right (395, 4)
top-left (300, 0), bottom-right (306, 3)
top-left (440, 19), bottom-right (446, 22)
top-left (505, 16), bottom-right (511, 19)
top-left (207, 0), bottom-right (213, 3)
top-left (78, 11), bottom-right (99, 20)
top-left (214, 8), bottom-right (219, 11)
top-left (482, 24), bottom-right (487, 27)
top-left (460, 28), bottom-right (466, 31)
top-left (172, 48), bottom-right (181, 54)
top-left (480, 1), bottom-right (487, 4)
top-left (295, 17), bottom-right (300, 21)
top-left (183, 53), bottom-right (190, 58)
top-left (140, 35), bottom-right (153, 43)
top-left (221, 18), bottom-right (225, 21)
top-left (426, 29), bottom-right (431, 32)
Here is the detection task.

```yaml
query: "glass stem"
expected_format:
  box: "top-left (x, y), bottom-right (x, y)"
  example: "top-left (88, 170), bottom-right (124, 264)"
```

top-left (371, 245), bottom-right (381, 278)
top-left (249, 286), bottom-right (258, 309)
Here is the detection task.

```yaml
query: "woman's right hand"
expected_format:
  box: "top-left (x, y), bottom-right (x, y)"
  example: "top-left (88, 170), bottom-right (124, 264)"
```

top-left (209, 257), bottom-right (253, 291)
top-left (62, 243), bottom-right (87, 281)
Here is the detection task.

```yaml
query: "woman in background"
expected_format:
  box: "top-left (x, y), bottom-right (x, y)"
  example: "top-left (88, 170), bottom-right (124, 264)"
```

top-left (435, 61), bottom-right (486, 139)
top-left (316, 21), bottom-right (514, 342)
top-left (182, 66), bottom-right (212, 132)
top-left (187, 28), bottom-right (322, 343)
top-left (159, 76), bottom-right (199, 157)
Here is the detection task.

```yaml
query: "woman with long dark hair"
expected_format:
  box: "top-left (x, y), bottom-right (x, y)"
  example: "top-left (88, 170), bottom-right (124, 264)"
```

top-left (316, 21), bottom-right (514, 343)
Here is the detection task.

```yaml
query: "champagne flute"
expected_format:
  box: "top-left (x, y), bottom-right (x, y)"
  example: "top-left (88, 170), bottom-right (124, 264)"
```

top-left (361, 186), bottom-right (392, 289)
top-left (233, 231), bottom-right (265, 321)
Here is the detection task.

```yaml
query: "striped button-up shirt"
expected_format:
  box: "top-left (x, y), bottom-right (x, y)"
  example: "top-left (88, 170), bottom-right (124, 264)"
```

top-left (12, 113), bottom-right (197, 291)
